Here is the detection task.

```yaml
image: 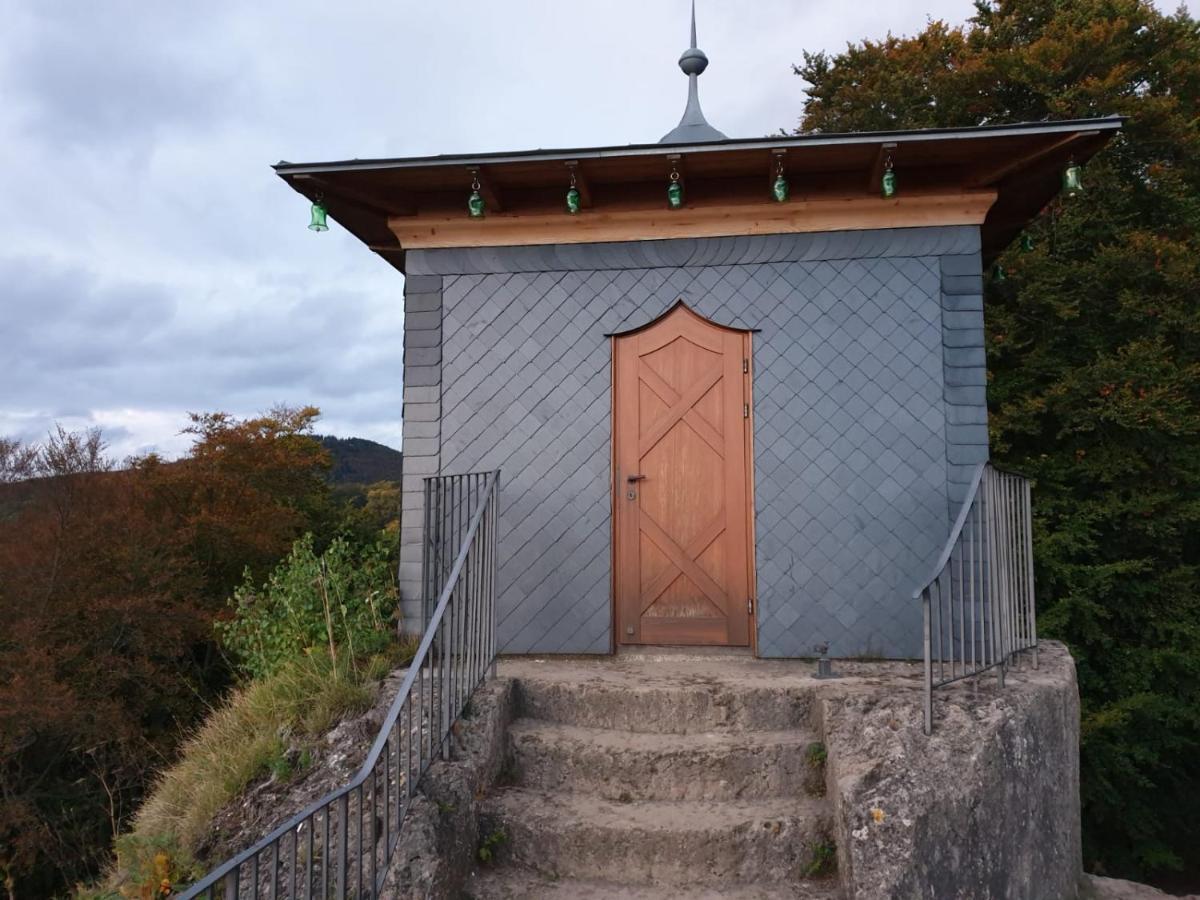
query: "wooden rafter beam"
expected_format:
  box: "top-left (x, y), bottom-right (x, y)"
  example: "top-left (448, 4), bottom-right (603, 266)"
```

top-left (971, 131), bottom-right (1099, 187)
top-left (868, 143), bottom-right (897, 194)
top-left (467, 165), bottom-right (503, 212)
top-left (291, 173), bottom-right (415, 217)
top-left (564, 160), bottom-right (593, 208)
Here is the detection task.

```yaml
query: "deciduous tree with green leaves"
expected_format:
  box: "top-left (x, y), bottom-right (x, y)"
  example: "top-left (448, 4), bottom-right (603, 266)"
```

top-left (795, 0), bottom-right (1200, 884)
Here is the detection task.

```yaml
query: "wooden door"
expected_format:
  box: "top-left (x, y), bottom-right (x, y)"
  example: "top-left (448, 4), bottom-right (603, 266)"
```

top-left (613, 303), bottom-right (755, 646)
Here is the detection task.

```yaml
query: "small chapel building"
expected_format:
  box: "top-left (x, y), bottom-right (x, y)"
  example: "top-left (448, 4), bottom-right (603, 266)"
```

top-left (276, 13), bottom-right (1118, 660)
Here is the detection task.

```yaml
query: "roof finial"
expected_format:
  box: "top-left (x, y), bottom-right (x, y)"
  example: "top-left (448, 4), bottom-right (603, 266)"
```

top-left (660, 0), bottom-right (727, 143)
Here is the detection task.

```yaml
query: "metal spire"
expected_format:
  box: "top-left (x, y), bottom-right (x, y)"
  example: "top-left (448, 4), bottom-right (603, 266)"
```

top-left (660, 0), bottom-right (727, 143)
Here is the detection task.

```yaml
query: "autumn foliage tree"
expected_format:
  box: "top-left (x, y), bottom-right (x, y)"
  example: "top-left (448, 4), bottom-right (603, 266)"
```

top-left (795, 0), bottom-right (1200, 884)
top-left (0, 408), bottom-right (336, 897)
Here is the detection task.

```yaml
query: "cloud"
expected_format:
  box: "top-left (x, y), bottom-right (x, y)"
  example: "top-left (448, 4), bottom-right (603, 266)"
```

top-left (2, 0), bottom-right (1187, 461)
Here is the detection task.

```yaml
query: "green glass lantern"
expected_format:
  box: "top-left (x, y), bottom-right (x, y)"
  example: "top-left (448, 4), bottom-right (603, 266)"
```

top-left (468, 189), bottom-right (485, 218)
top-left (881, 167), bottom-right (897, 199)
top-left (308, 198), bottom-right (329, 232)
top-left (667, 174), bottom-right (684, 210)
top-left (1021, 233), bottom-right (1035, 253)
top-left (993, 263), bottom-right (1007, 283)
top-left (1063, 160), bottom-right (1083, 198)
top-left (566, 186), bottom-right (582, 214)
top-left (772, 174), bottom-right (789, 203)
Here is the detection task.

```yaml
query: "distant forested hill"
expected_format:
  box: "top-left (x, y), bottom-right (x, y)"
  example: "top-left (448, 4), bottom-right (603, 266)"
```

top-left (318, 435), bottom-right (403, 484)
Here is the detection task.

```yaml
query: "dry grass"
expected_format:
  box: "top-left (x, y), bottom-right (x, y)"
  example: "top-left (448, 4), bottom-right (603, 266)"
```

top-left (99, 639), bottom-right (416, 895)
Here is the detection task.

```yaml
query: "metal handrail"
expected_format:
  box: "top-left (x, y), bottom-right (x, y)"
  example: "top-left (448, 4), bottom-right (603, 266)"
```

top-left (913, 462), bottom-right (1037, 734)
top-left (178, 469), bottom-right (501, 900)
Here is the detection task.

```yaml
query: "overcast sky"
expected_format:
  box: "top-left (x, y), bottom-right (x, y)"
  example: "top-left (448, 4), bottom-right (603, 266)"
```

top-left (1, 1), bottom-right (1189, 459)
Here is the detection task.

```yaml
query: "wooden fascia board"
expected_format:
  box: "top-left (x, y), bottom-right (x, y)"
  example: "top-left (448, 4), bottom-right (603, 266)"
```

top-left (387, 189), bottom-right (999, 250)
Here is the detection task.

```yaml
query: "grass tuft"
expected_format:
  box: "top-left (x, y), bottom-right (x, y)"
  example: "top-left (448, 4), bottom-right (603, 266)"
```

top-left (125, 639), bottom-right (415, 867)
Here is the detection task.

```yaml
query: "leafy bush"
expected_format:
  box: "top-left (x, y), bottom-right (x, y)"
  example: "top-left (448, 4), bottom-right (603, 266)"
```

top-left (217, 533), bottom-right (398, 680)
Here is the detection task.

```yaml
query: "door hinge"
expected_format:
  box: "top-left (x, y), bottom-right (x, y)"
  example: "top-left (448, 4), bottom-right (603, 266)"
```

top-left (747, 597), bottom-right (754, 615)
top-left (743, 404), bottom-right (750, 418)
top-left (742, 358), bottom-right (749, 374)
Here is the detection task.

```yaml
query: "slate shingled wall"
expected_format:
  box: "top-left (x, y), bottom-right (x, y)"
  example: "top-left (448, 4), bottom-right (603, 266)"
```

top-left (398, 227), bottom-right (988, 658)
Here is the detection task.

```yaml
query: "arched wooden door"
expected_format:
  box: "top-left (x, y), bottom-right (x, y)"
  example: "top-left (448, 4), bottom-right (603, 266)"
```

top-left (612, 303), bottom-right (755, 647)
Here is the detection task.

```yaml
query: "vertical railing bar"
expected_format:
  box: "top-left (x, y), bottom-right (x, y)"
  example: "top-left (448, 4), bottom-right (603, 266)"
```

top-left (1007, 475), bottom-right (1018, 661)
top-left (251, 852), bottom-right (259, 900)
top-left (322, 806), bottom-right (330, 900)
top-left (1022, 476), bottom-right (1031, 651)
top-left (967, 496), bottom-right (976, 673)
top-left (1005, 475), bottom-right (1016, 664)
top-left (306, 814), bottom-right (314, 900)
top-left (1024, 478), bottom-right (1038, 667)
top-left (369, 769), bottom-right (378, 897)
top-left (384, 737), bottom-right (391, 891)
top-left (955, 541), bottom-right (964, 680)
top-left (934, 572), bottom-right (943, 684)
top-left (991, 470), bottom-right (1005, 688)
top-left (350, 787), bottom-right (360, 900)
top-left (335, 793), bottom-right (347, 900)
top-left (923, 587), bottom-right (933, 733)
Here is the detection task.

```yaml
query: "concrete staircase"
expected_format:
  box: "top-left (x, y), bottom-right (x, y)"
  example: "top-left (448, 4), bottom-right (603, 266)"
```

top-left (463, 655), bottom-right (842, 899)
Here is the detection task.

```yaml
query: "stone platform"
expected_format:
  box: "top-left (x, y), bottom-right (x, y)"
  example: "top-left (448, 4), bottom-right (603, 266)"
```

top-left (387, 642), bottom-right (1082, 900)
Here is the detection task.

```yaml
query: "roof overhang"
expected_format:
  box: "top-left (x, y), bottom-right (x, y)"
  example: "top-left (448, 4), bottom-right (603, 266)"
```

top-left (275, 117), bottom-right (1123, 273)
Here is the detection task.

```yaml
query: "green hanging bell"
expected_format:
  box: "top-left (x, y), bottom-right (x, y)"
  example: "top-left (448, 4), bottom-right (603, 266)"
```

top-left (772, 173), bottom-right (789, 203)
top-left (1021, 233), bottom-right (1035, 253)
top-left (468, 189), bottom-right (485, 218)
top-left (308, 198), bottom-right (329, 232)
top-left (1062, 160), bottom-right (1083, 198)
top-left (667, 175), bottom-right (684, 210)
top-left (993, 263), bottom-right (1007, 283)
top-left (881, 167), bottom-right (897, 200)
top-left (566, 186), bottom-right (581, 215)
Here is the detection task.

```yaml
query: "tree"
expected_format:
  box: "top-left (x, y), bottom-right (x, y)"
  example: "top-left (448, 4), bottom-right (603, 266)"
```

top-left (0, 408), bottom-right (339, 897)
top-left (794, 1), bottom-right (1200, 883)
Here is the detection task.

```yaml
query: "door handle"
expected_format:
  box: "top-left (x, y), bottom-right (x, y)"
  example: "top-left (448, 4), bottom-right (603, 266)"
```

top-left (627, 474), bottom-right (646, 483)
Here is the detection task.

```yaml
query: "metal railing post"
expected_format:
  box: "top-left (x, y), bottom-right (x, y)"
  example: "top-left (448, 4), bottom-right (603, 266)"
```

top-left (1024, 478), bottom-right (1038, 668)
top-left (922, 589), bottom-right (933, 735)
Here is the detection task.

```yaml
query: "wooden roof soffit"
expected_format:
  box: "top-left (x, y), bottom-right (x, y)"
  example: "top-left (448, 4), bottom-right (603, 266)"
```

top-left (292, 173), bottom-right (415, 218)
top-left (970, 131), bottom-right (1099, 187)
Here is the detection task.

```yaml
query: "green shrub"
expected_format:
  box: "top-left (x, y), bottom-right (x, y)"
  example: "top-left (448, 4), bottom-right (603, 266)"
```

top-left (217, 533), bottom-right (397, 679)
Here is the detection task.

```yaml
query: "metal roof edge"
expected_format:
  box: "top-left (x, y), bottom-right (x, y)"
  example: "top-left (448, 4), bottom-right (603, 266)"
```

top-left (272, 116), bottom-right (1125, 176)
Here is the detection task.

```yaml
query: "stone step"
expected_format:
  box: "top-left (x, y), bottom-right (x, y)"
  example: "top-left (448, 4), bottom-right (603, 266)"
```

top-left (480, 788), bottom-right (834, 886)
top-left (507, 718), bottom-right (826, 801)
top-left (511, 672), bottom-right (817, 734)
top-left (463, 867), bottom-right (844, 899)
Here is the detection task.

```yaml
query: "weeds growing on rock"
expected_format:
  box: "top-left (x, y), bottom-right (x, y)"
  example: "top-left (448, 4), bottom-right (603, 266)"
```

top-left (477, 827), bottom-right (507, 864)
top-left (805, 839), bottom-right (838, 878)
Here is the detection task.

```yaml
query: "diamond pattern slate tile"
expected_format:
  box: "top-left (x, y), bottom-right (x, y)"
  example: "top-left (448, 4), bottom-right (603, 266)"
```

top-left (416, 228), bottom-right (984, 660)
